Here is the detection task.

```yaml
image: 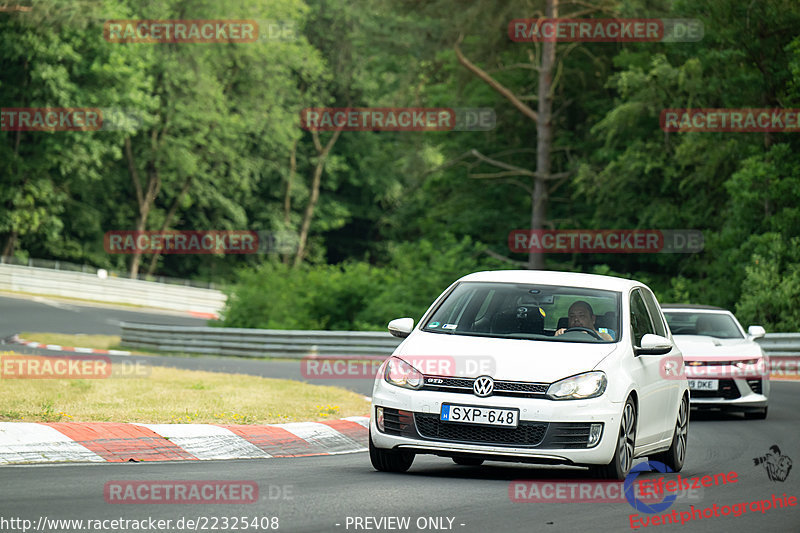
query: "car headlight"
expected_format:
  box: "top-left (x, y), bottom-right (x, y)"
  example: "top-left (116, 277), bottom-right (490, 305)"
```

top-left (734, 359), bottom-right (760, 368)
top-left (384, 356), bottom-right (424, 390)
top-left (547, 371), bottom-right (607, 400)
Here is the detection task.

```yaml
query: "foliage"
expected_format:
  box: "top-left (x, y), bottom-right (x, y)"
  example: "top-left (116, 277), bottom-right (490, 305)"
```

top-left (1, 0), bottom-right (799, 330)
top-left (222, 235), bottom-right (505, 330)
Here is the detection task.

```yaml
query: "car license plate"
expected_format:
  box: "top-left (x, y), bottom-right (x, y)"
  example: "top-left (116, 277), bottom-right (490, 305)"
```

top-left (440, 404), bottom-right (519, 428)
top-left (688, 379), bottom-right (718, 391)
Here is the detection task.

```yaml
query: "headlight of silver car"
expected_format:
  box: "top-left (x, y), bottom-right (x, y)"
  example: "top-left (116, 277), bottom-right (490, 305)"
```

top-left (547, 371), bottom-right (607, 400)
top-left (384, 356), bottom-right (424, 390)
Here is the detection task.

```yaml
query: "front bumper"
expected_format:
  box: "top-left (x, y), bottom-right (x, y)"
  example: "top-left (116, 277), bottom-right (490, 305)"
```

top-left (688, 375), bottom-right (769, 409)
top-left (370, 385), bottom-right (622, 465)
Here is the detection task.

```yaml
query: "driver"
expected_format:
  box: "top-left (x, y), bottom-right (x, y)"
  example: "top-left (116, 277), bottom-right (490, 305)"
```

top-left (555, 301), bottom-right (613, 340)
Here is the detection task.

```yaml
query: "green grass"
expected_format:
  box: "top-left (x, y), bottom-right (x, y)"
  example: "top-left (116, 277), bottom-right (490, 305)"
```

top-left (0, 355), bottom-right (369, 424)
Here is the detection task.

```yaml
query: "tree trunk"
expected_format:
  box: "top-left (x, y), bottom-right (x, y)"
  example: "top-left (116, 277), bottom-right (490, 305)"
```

top-left (145, 175), bottom-right (192, 276)
top-left (293, 129), bottom-right (341, 267)
top-left (1, 231), bottom-right (17, 258)
top-left (125, 134), bottom-right (160, 279)
top-left (529, 0), bottom-right (557, 271)
top-left (284, 139), bottom-right (298, 225)
top-left (282, 139), bottom-right (298, 264)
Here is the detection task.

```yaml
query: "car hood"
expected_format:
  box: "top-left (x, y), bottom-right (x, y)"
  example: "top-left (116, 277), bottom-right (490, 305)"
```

top-left (393, 331), bottom-right (618, 383)
top-left (672, 335), bottom-right (763, 361)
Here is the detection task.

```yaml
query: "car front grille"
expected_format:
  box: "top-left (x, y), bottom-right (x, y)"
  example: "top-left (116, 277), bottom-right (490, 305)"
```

top-left (746, 379), bottom-right (763, 394)
top-left (421, 376), bottom-right (549, 398)
top-left (690, 379), bottom-right (740, 399)
top-left (414, 413), bottom-right (547, 447)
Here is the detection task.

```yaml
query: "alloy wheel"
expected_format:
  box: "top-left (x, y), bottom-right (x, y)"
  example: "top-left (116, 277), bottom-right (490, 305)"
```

top-left (619, 402), bottom-right (636, 473)
top-left (675, 395), bottom-right (688, 465)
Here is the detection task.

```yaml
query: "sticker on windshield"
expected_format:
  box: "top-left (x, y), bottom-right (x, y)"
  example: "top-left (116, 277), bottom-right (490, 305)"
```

top-left (442, 324), bottom-right (458, 330)
top-left (429, 322), bottom-right (440, 328)
top-left (598, 327), bottom-right (615, 340)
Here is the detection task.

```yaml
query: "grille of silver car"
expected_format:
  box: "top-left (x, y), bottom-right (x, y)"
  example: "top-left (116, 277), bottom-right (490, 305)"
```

top-left (746, 378), bottom-right (763, 394)
top-left (421, 376), bottom-right (549, 397)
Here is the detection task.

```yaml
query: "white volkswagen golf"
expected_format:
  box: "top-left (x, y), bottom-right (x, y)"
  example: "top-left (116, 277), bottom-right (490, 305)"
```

top-left (369, 270), bottom-right (689, 479)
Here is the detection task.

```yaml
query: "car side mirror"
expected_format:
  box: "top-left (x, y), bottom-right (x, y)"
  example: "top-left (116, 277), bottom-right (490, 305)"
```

top-left (388, 317), bottom-right (414, 339)
top-left (635, 333), bottom-right (673, 356)
top-left (747, 325), bottom-right (766, 339)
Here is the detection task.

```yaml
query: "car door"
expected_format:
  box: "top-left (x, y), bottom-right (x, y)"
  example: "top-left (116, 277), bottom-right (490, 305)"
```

top-left (639, 288), bottom-right (682, 439)
top-left (627, 288), bottom-right (672, 446)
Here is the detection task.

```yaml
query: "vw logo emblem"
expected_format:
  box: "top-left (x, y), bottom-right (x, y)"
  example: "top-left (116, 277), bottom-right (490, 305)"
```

top-left (473, 376), bottom-right (494, 397)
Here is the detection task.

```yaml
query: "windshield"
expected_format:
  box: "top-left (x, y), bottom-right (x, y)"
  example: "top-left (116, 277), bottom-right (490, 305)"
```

top-left (663, 311), bottom-right (744, 339)
top-left (422, 282), bottom-right (620, 343)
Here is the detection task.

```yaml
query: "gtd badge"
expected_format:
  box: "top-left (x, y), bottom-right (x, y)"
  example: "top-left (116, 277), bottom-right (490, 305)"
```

top-left (473, 376), bottom-right (494, 397)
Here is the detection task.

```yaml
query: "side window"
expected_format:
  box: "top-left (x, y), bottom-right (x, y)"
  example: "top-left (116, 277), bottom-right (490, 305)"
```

top-left (640, 289), bottom-right (668, 337)
top-left (630, 290), bottom-right (655, 346)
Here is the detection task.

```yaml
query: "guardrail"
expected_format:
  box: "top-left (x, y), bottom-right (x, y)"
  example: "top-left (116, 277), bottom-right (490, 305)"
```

top-left (0, 255), bottom-right (220, 289)
top-left (755, 334), bottom-right (800, 357)
top-left (0, 263), bottom-right (226, 316)
top-left (121, 324), bottom-right (800, 362)
top-left (120, 322), bottom-right (402, 358)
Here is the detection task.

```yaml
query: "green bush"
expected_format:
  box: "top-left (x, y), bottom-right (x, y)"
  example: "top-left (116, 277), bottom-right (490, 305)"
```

top-left (221, 235), bottom-right (507, 331)
top-left (223, 234), bottom-right (800, 333)
top-left (736, 234), bottom-right (800, 332)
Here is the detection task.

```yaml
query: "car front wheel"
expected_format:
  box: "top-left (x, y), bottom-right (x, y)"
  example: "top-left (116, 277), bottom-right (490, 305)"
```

top-left (651, 393), bottom-right (688, 472)
top-left (369, 431), bottom-right (415, 473)
top-left (590, 396), bottom-right (637, 480)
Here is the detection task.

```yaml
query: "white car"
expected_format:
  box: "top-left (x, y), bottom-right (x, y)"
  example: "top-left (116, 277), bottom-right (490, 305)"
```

top-left (661, 305), bottom-right (769, 419)
top-left (369, 270), bottom-right (689, 479)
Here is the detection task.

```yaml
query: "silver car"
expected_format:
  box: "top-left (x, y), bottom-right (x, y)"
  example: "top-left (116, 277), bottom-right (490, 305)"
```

top-left (661, 304), bottom-right (769, 419)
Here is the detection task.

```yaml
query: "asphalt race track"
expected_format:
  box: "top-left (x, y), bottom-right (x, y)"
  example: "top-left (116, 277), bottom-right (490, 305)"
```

top-left (1, 297), bottom-right (798, 532)
top-left (0, 294), bottom-right (208, 337)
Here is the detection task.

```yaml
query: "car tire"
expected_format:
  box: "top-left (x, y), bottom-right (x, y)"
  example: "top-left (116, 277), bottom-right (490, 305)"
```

top-left (651, 393), bottom-right (689, 472)
top-left (590, 396), bottom-right (636, 480)
top-left (369, 431), bottom-right (415, 473)
top-left (452, 457), bottom-right (484, 466)
top-left (745, 407), bottom-right (768, 420)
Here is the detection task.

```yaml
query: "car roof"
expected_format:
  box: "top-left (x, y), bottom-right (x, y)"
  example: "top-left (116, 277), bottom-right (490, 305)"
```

top-left (661, 304), bottom-right (728, 311)
top-left (456, 270), bottom-right (644, 292)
